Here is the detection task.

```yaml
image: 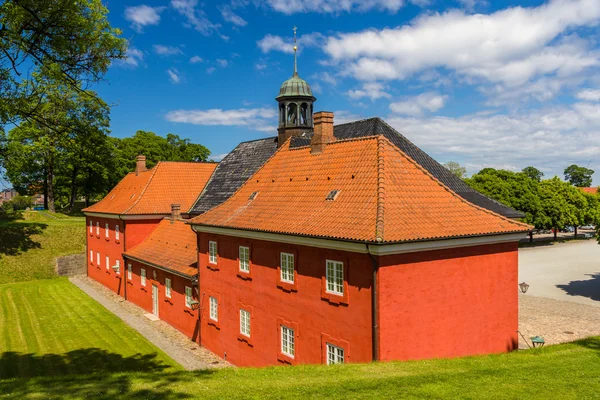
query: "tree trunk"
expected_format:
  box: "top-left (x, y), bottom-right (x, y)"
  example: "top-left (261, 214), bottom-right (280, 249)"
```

top-left (43, 167), bottom-right (49, 210)
top-left (46, 160), bottom-right (55, 213)
top-left (529, 231), bottom-right (533, 243)
top-left (69, 165), bottom-right (78, 211)
top-left (554, 228), bottom-right (558, 241)
top-left (575, 226), bottom-right (578, 239)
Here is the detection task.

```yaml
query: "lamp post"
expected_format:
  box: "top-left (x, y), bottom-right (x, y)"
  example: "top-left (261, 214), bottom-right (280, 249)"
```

top-left (519, 282), bottom-right (530, 294)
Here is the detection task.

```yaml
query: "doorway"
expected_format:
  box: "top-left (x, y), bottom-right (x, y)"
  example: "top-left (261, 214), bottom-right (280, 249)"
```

top-left (152, 284), bottom-right (159, 317)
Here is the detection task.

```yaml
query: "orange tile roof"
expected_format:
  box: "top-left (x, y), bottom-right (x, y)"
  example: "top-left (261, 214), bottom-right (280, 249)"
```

top-left (123, 218), bottom-right (197, 277)
top-left (580, 187), bottom-right (598, 194)
top-left (83, 162), bottom-right (217, 215)
top-left (191, 137), bottom-right (530, 243)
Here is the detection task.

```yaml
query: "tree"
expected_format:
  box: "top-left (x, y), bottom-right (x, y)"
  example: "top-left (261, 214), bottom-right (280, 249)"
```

top-left (0, 0), bottom-right (126, 125)
top-left (443, 161), bottom-right (467, 179)
top-left (564, 164), bottom-right (594, 187)
top-left (522, 166), bottom-right (544, 182)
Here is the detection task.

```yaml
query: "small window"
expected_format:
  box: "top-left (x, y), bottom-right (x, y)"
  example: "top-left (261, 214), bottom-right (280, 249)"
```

top-left (96, 252), bottom-right (100, 265)
top-left (165, 278), bottom-right (172, 298)
top-left (239, 246), bottom-right (250, 272)
top-left (115, 260), bottom-right (120, 275)
top-left (209, 241), bottom-right (217, 264)
top-left (326, 190), bottom-right (340, 201)
top-left (90, 250), bottom-right (94, 263)
top-left (115, 225), bottom-right (120, 240)
top-left (248, 191), bottom-right (259, 200)
top-left (141, 269), bottom-right (146, 286)
top-left (105, 223), bottom-right (109, 238)
top-left (326, 260), bottom-right (344, 295)
top-left (96, 222), bottom-right (100, 235)
top-left (185, 286), bottom-right (193, 308)
top-left (281, 253), bottom-right (295, 283)
top-left (89, 220), bottom-right (93, 233)
top-left (281, 326), bottom-right (295, 358)
top-left (105, 256), bottom-right (110, 270)
top-left (209, 296), bottom-right (218, 321)
top-left (327, 343), bottom-right (344, 365)
top-left (240, 309), bottom-right (251, 337)
top-left (127, 263), bottom-right (132, 280)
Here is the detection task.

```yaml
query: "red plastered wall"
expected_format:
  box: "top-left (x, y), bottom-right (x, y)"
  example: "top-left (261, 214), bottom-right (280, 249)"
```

top-left (125, 219), bottom-right (163, 249)
top-left (377, 242), bottom-right (519, 361)
top-left (86, 216), bottom-right (125, 295)
top-left (197, 233), bottom-right (373, 367)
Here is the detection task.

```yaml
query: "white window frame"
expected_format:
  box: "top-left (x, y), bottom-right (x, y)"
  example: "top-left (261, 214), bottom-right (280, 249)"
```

top-left (127, 263), bottom-right (132, 280)
top-left (105, 256), bottom-right (110, 271)
top-left (115, 224), bottom-right (120, 240)
top-left (96, 222), bottom-right (100, 235)
top-left (239, 246), bottom-right (250, 273)
top-left (280, 253), bottom-right (295, 283)
top-left (208, 241), bottom-right (217, 264)
top-left (165, 278), bottom-right (172, 298)
top-left (327, 343), bottom-right (344, 365)
top-left (115, 260), bottom-right (120, 275)
top-left (96, 252), bottom-right (100, 265)
top-left (240, 309), bottom-right (251, 337)
top-left (185, 286), bottom-right (193, 308)
top-left (141, 268), bottom-right (146, 286)
top-left (326, 260), bottom-right (344, 296)
top-left (90, 250), bottom-right (94, 263)
top-left (89, 220), bottom-right (93, 233)
top-left (281, 325), bottom-right (295, 358)
top-left (209, 296), bottom-right (218, 321)
top-left (105, 223), bottom-right (109, 238)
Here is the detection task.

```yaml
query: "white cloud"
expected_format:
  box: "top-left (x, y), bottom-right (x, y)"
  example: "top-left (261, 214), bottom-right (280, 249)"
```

top-left (576, 89), bottom-right (600, 102)
top-left (165, 107), bottom-right (277, 131)
top-left (257, 32), bottom-right (324, 54)
top-left (346, 82), bottom-right (391, 100)
top-left (324, 0), bottom-right (600, 94)
top-left (153, 45), bottom-right (184, 56)
top-left (386, 102), bottom-right (600, 181)
top-left (264, 0), bottom-right (403, 14)
top-left (220, 5), bottom-right (247, 26)
top-left (314, 72), bottom-right (337, 86)
top-left (211, 153), bottom-right (229, 161)
top-left (116, 47), bottom-right (144, 68)
top-left (124, 5), bottom-right (165, 32)
top-left (216, 59), bottom-right (228, 68)
top-left (167, 69), bottom-right (181, 84)
top-left (190, 55), bottom-right (203, 64)
top-left (334, 110), bottom-right (362, 125)
top-left (171, 0), bottom-right (221, 36)
top-left (255, 63), bottom-right (267, 70)
top-left (206, 67), bottom-right (216, 74)
top-left (390, 92), bottom-right (448, 115)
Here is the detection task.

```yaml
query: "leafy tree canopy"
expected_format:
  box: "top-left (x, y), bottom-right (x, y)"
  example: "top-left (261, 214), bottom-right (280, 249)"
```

top-left (443, 161), bottom-right (467, 179)
top-left (564, 164), bottom-right (594, 187)
top-left (522, 166), bottom-right (544, 182)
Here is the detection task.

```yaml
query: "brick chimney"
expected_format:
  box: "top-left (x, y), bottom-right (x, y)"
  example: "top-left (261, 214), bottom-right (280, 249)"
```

top-left (171, 204), bottom-right (181, 223)
top-left (135, 155), bottom-right (147, 175)
top-left (310, 112), bottom-right (335, 155)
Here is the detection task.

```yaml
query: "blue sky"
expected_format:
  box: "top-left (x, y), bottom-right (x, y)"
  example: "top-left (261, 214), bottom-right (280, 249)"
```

top-left (98, 0), bottom-right (600, 182)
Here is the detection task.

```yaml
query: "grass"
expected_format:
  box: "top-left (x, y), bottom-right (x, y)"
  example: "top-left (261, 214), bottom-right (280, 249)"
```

top-left (0, 279), bottom-right (180, 381)
top-left (0, 211), bottom-right (85, 284)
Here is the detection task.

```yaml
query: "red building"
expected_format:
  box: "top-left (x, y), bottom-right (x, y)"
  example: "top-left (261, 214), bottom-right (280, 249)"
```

top-left (189, 112), bottom-right (530, 367)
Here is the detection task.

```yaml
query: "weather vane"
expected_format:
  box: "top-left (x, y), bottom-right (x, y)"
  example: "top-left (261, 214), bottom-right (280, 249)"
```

top-left (293, 26), bottom-right (298, 75)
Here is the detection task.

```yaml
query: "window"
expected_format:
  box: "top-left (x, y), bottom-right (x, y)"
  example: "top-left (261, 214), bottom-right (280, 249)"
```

top-left (90, 250), bottom-right (94, 263)
top-left (89, 220), bottom-right (93, 233)
top-left (281, 326), bottom-right (295, 358)
top-left (127, 263), bottom-right (132, 280)
top-left (208, 241), bottom-right (217, 264)
top-left (115, 225), bottom-right (120, 240)
top-left (96, 252), bottom-right (100, 265)
top-left (105, 223), bottom-right (109, 238)
top-left (96, 222), bottom-right (100, 235)
top-left (115, 260), bottom-right (120, 275)
top-left (106, 256), bottom-right (110, 270)
top-left (209, 296), bottom-right (218, 321)
top-left (327, 343), bottom-right (344, 365)
top-left (141, 268), bottom-right (146, 286)
top-left (239, 246), bottom-right (250, 272)
top-left (326, 260), bottom-right (344, 295)
top-left (165, 278), bottom-right (172, 298)
top-left (280, 253), bottom-right (294, 283)
top-left (185, 286), bottom-right (193, 308)
top-left (240, 309), bottom-right (251, 337)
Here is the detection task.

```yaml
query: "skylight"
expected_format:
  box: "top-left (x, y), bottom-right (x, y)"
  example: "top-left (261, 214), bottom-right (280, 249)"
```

top-left (249, 191), bottom-right (259, 200)
top-left (326, 190), bottom-right (340, 201)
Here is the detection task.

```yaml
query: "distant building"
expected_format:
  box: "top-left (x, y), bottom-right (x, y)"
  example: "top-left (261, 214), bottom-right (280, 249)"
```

top-left (0, 188), bottom-right (17, 205)
top-left (580, 187), bottom-right (598, 194)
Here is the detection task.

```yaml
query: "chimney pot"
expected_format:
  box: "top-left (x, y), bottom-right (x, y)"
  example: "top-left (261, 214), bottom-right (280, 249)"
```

top-left (135, 155), bottom-right (147, 175)
top-left (171, 204), bottom-right (181, 223)
top-left (311, 111), bottom-right (335, 155)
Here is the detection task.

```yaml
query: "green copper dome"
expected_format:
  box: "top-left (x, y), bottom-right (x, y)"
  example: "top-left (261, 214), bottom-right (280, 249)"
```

top-left (276, 73), bottom-right (314, 100)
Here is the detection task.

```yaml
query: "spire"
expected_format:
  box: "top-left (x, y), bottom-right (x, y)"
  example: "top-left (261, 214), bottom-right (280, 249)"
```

top-left (293, 26), bottom-right (298, 76)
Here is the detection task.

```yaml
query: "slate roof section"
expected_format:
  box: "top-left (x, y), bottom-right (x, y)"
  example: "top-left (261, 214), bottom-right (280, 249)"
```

top-left (190, 137), bottom-right (530, 244)
top-left (123, 219), bottom-right (197, 277)
top-left (83, 161), bottom-right (217, 215)
top-left (188, 137), bottom-right (278, 215)
top-left (290, 117), bottom-right (525, 219)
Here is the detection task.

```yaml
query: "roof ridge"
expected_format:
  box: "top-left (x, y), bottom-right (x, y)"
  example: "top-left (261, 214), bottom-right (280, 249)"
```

top-left (158, 160), bottom-right (219, 165)
top-left (123, 161), bottom-right (161, 215)
top-left (378, 136), bottom-right (531, 230)
top-left (376, 136), bottom-right (385, 242)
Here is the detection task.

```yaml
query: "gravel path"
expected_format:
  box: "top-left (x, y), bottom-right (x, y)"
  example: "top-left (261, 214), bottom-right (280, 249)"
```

top-left (69, 276), bottom-right (229, 371)
top-left (518, 293), bottom-right (600, 349)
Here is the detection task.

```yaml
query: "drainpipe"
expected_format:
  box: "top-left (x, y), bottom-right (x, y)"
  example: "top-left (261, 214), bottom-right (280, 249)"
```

top-left (366, 244), bottom-right (380, 362)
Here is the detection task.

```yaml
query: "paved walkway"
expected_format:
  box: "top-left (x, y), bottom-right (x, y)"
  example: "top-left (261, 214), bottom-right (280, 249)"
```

top-left (69, 276), bottom-right (229, 371)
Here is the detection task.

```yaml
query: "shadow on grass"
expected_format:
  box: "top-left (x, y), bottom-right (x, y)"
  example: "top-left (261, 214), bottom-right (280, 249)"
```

top-left (0, 348), bottom-right (172, 380)
top-left (572, 337), bottom-right (600, 353)
top-left (556, 273), bottom-right (600, 302)
top-left (0, 222), bottom-right (47, 258)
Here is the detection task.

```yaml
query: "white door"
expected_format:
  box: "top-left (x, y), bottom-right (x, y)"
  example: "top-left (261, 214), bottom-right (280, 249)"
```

top-left (152, 284), bottom-right (159, 317)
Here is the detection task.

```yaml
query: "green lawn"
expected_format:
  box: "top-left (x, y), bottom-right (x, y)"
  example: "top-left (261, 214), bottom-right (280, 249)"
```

top-left (0, 279), bottom-right (180, 381)
top-left (0, 211), bottom-right (85, 284)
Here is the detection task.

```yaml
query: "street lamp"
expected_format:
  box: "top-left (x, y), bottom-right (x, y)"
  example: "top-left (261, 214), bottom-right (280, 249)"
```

top-left (519, 282), bottom-right (530, 294)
